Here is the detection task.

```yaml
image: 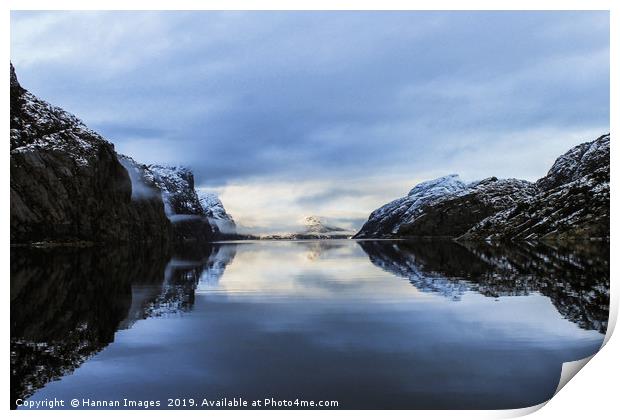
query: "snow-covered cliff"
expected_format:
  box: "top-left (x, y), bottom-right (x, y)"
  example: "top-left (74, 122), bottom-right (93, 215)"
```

top-left (353, 175), bottom-right (468, 238)
top-left (10, 64), bottom-right (171, 245)
top-left (198, 191), bottom-right (236, 234)
top-left (354, 134), bottom-right (610, 241)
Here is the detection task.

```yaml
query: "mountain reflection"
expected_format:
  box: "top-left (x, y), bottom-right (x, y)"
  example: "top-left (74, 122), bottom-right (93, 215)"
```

top-left (358, 240), bottom-right (609, 333)
top-left (10, 243), bottom-right (237, 407)
top-left (297, 241), bottom-right (349, 261)
top-left (11, 240), bottom-right (610, 410)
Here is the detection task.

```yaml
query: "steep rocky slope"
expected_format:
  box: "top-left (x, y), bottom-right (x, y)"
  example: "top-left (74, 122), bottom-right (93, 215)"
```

top-left (354, 175), bottom-right (468, 238)
top-left (462, 134), bottom-right (610, 241)
top-left (147, 165), bottom-right (204, 217)
top-left (148, 165), bottom-right (219, 242)
top-left (10, 64), bottom-right (170, 245)
top-left (198, 191), bottom-right (236, 234)
top-left (397, 177), bottom-right (536, 238)
top-left (354, 134), bottom-right (610, 241)
top-left (117, 157), bottom-right (219, 243)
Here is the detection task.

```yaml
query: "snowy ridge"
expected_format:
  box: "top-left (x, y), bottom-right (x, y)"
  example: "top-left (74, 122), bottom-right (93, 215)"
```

top-left (10, 67), bottom-right (110, 167)
top-left (355, 174), bottom-right (468, 237)
top-left (118, 156), bottom-right (237, 237)
top-left (10, 63), bottom-right (172, 245)
top-left (355, 134), bottom-right (609, 241)
top-left (303, 216), bottom-right (347, 234)
top-left (117, 157), bottom-right (205, 217)
top-left (147, 165), bottom-right (203, 217)
top-left (463, 134), bottom-right (609, 241)
top-left (537, 134), bottom-right (610, 191)
top-left (198, 191), bottom-right (236, 234)
top-left (260, 216), bottom-right (353, 239)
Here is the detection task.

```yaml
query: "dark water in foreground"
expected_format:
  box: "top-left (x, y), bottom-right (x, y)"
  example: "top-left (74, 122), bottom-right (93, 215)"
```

top-left (11, 240), bottom-right (609, 409)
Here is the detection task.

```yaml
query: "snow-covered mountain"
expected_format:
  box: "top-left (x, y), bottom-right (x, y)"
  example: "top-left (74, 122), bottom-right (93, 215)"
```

top-left (10, 63), bottom-right (171, 245)
top-left (303, 216), bottom-right (347, 234)
top-left (118, 158), bottom-right (222, 242)
top-left (198, 191), bottom-right (236, 234)
top-left (353, 175), bottom-right (468, 238)
top-left (10, 62), bottom-right (240, 245)
top-left (462, 134), bottom-right (609, 241)
top-left (354, 134), bottom-right (610, 241)
top-left (142, 166), bottom-right (237, 236)
top-left (118, 157), bottom-right (238, 239)
top-left (260, 216), bottom-right (353, 239)
top-left (147, 165), bottom-right (204, 217)
top-left (396, 177), bottom-right (536, 238)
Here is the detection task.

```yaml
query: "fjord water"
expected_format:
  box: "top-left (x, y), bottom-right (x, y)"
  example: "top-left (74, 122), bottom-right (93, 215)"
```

top-left (11, 240), bottom-right (608, 409)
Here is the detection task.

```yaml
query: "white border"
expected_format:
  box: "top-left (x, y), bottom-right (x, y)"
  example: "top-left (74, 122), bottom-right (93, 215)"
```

top-left (2, 1), bottom-right (616, 419)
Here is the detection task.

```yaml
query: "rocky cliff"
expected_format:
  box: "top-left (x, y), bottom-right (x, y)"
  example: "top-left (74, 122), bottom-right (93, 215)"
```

top-left (117, 157), bottom-right (220, 243)
top-left (397, 177), bottom-right (536, 238)
top-left (353, 175), bottom-right (468, 238)
top-left (462, 134), bottom-right (610, 241)
top-left (10, 64), bottom-right (171, 245)
top-left (147, 164), bottom-right (218, 243)
top-left (198, 191), bottom-right (237, 235)
top-left (354, 134), bottom-right (610, 241)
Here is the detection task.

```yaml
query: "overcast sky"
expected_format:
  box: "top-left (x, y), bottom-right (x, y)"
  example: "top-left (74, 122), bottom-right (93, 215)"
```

top-left (11, 11), bottom-right (609, 233)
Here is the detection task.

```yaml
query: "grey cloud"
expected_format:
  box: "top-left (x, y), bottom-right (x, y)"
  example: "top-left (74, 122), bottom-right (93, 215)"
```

top-left (296, 187), bottom-right (373, 207)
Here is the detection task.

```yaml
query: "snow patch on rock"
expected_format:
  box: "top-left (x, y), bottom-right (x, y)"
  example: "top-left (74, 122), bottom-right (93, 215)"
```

top-left (354, 174), bottom-right (468, 238)
top-left (198, 191), bottom-right (236, 234)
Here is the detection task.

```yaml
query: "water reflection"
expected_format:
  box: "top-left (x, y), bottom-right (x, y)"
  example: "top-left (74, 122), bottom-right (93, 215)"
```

top-left (358, 240), bottom-right (609, 333)
top-left (10, 243), bottom-right (236, 408)
top-left (11, 240), bottom-right (609, 409)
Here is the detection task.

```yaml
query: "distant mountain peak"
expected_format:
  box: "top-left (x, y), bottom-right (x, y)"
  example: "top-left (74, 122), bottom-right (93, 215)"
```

top-left (407, 174), bottom-right (465, 197)
top-left (303, 215), bottom-right (346, 234)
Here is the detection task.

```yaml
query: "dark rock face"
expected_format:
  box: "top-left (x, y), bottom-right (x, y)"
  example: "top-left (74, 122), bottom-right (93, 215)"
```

top-left (397, 177), bottom-right (536, 237)
top-left (146, 165), bottom-right (204, 216)
top-left (537, 134), bottom-right (610, 191)
top-left (462, 134), bottom-right (610, 241)
top-left (354, 175), bottom-right (468, 238)
top-left (198, 191), bottom-right (237, 235)
top-left (355, 134), bottom-right (610, 241)
top-left (118, 156), bottom-right (219, 243)
top-left (10, 65), bottom-right (171, 245)
top-left (147, 164), bottom-right (218, 243)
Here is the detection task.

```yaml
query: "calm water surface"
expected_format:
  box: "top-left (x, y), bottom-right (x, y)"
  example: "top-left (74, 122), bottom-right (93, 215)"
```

top-left (11, 240), bottom-right (609, 409)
